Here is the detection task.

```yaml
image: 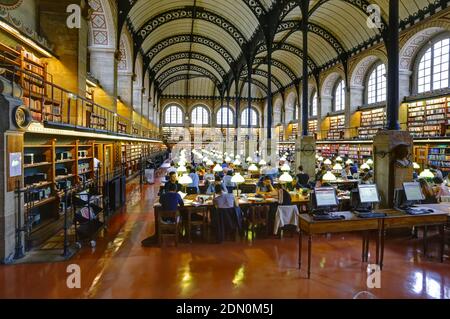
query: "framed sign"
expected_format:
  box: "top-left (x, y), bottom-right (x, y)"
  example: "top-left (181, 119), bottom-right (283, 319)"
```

top-left (9, 152), bottom-right (21, 177)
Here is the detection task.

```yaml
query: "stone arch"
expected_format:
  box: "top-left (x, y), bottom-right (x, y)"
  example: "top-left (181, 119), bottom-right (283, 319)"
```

top-left (285, 91), bottom-right (296, 123)
top-left (273, 96), bottom-right (283, 125)
top-left (350, 53), bottom-right (387, 88)
top-left (400, 25), bottom-right (449, 72)
top-left (320, 71), bottom-right (344, 117)
top-left (88, 0), bottom-right (116, 48)
top-left (118, 28), bottom-right (133, 72)
top-left (133, 54), bottom-right (144, 112)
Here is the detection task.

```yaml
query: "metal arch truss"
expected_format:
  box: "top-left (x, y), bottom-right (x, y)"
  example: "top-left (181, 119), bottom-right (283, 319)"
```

top-left (279, 0), bottom-right (387, 32)
top-left (156, 65), bottom-right (219, 86)
top-left (242, 0), bottom-right (266, 18)
top-left (152, 52), bottom-right (227, 78)
top-left (277, 20), bottom-right (346, 56)
top-left (257, 42), bottom-right (318, 71)
top-left (146, 34), bottom-right (235, 66)
top-left (253, 57), bottom-right (297, 82)
top-left (239, 78), bottom-right (268, 96)
top-left (159, 74), bottom-right (208, 92)
top-left (241, 69), bottom-right (282, 90)
top-left (136, 8), bottom-right (246, 50)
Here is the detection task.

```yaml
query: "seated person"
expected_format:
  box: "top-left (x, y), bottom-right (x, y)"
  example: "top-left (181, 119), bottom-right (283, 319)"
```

top-left (204, 170), bottom-right (215, 183)
top-left (276, 184), bottom-right (292, 206)
top-left (213, 184), bottom-right (238, 209)
top-left (187, 167), bottom-right (200, 194)
top-left (418, 178), bottom-right (438, 204)
top-left (222, 170), bottom-right (236, 190)
top-left (433, 176), bottom-right (450, 201)
top-left (296, 166), bottom-right (310, 188)
top-left (162, 172), bottom-right (182, 193)
top-left (206, 175), bottom-right (228, 194)
top-left (360, 172), bottom-right (373, 185)
top-left (256, 176), bottom-right (277, 196)
top-left (341, 164), bottom-right (353, 180)
top-left (159, 183), bottom-right (184, 222)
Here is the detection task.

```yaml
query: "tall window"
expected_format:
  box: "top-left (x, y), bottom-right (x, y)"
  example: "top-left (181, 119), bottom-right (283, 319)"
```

top-left (164, 105), bottom-right (183, 125)
top-left (334, 79), bottom-right (346, 111)
top-left (418, 38), bottom-right (449, 93)
top-left (216, 107), bottom-right (234, 126)
top-left (311, 91), bottom-right (318, 117)
top-left (242, 108), bottom-right (258, 127)
top-left (294, 104), bottom-right (298, 120)
top-left (367, 63), bottom-right (386, 104)
top-left (191, 106), bottom-right (209, 125)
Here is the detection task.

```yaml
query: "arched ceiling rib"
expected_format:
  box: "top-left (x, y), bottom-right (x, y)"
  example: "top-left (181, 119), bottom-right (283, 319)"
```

top-left (153, 52), bottom-right (227, 78)
top-left (156, 64), bottom-right (219, 86)
top-left (146, 34), bottom-right (235, 65)
top-left (155, 58), bottom-right (224, 83)
top-left (120, 0), bottom-right (440, 98)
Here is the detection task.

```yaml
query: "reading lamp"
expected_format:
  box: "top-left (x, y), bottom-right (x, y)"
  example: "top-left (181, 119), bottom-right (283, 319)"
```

top-left (231, 172), bottom-right (245, 196)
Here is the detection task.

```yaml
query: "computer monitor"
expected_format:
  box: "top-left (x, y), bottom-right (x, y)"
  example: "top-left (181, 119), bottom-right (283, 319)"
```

top-left (403, 182), bottom-right (425, 202)
top-left (314, 187), bottom-right (338, 208)
top-left (358, 184), bottom-right (380, 204)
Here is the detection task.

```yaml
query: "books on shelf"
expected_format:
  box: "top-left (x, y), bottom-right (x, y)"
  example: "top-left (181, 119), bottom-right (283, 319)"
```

top-left (358, 107), bottom-right (386, 139)
top-left (407, 97), bottom-right (449, 138)
top-left (327, 115), bottom-right (345, 140)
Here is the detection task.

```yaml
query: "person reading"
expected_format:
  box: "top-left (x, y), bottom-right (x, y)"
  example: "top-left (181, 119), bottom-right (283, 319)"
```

top-left (163, 171), bottom-right (182, 193)
top-left (256, 176), bottom-right (277, 196)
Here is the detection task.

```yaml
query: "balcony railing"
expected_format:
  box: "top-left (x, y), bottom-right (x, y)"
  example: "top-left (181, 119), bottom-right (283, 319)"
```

top-left (0, 55), bottom-right (161, 141)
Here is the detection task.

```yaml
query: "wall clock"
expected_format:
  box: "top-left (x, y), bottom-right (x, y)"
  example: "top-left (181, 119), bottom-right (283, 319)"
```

top-left (0, 0), bottom-right (23, 10)
top-left (13, 105), bottom-right (31, 129)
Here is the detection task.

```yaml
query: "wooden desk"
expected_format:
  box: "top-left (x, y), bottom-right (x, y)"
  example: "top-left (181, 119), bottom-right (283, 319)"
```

top-left (298, 210), bottom-right (448, 279)
top-left (298, 212), bottom-right (381, 279)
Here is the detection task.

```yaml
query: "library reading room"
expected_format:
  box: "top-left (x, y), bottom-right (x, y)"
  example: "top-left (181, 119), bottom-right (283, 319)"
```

top-left (0, 0), bottom-right (450, 301)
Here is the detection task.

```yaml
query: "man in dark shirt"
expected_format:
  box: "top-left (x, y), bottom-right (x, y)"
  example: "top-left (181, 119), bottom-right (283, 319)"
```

top-left (159, 182), bottom-right (184, 211)
top-left (296, 165), bottom-right (310, 188)
top-left (163, 171), bottom-right (182, 193)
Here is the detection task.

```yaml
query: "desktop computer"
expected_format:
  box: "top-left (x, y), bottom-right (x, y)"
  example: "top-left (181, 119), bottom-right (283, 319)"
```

top-left (354, 184), bottom-right (386, 218)
top-left (397, 182), bottom-right (434, 215)
top-left (312, 187), bottom-right (345, 221)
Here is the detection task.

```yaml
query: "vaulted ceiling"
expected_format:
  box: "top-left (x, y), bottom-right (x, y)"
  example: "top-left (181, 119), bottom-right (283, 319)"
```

top-left (119, 0), bottom-right (439, 98)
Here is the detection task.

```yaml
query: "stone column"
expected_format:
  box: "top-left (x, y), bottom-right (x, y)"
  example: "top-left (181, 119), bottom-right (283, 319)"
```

top-left (89, 47), bottom-right (118, 112)
top-left (373, 131), bottom-right (413, 208)
top-left (399, 70), bottom-right (412, 102)
top-left (0, 91), bottom-right (24, 264)
top-left (118, 71), bottom-right (133, 107)
top-left (349, 85), bottom-right (364, 114)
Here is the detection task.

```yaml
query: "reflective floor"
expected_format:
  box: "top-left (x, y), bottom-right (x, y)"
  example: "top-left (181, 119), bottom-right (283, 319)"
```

top-left (0, 179), bottom-right (449, 299)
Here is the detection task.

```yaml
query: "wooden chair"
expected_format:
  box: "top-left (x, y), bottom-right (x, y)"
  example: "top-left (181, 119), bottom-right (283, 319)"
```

top-left (246, 205), bottom-right (270, 241)
top-left (158, 210), bottom-right (181, 247)
top-left (187, 207), bottom-right (209, 243)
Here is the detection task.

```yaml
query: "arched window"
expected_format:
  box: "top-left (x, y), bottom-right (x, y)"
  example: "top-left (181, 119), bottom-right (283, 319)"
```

top-left (311, 91), bottom-right (318, 117)
top-left (417, 38), bottom-right (449, 93)
top-left (191, 106), bottom-right (209, 125)
top-left (367, 63), bottom-right (386, 104)
top-left (216, 107), bottom-right (234, 126)
top-left (164, 105), bottom-right (183, 125)
top-left (241, 108), bottom-right (258, 127)
top-left (334, 79), bottom-right (346, 111)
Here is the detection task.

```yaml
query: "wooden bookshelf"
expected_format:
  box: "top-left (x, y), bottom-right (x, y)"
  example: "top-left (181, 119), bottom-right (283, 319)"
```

top-left (308, 120), bottom-right (317, 135)
top-left (327, 115), bottom-right (345, 140)
top-left (407, 97), bottom-right (449, 138)
top-left (317, 143), bottom-right (373, 164)
top-left (358, 107), bottom-right (386, 139)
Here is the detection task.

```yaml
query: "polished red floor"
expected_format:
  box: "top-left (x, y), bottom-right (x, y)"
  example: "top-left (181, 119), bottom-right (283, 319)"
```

top-left (0, 179), bottom-right (449, 299)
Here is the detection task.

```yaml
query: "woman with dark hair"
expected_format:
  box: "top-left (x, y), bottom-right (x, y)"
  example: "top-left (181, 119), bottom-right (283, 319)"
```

top-left (418, 178), bottom-right (438, 204)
